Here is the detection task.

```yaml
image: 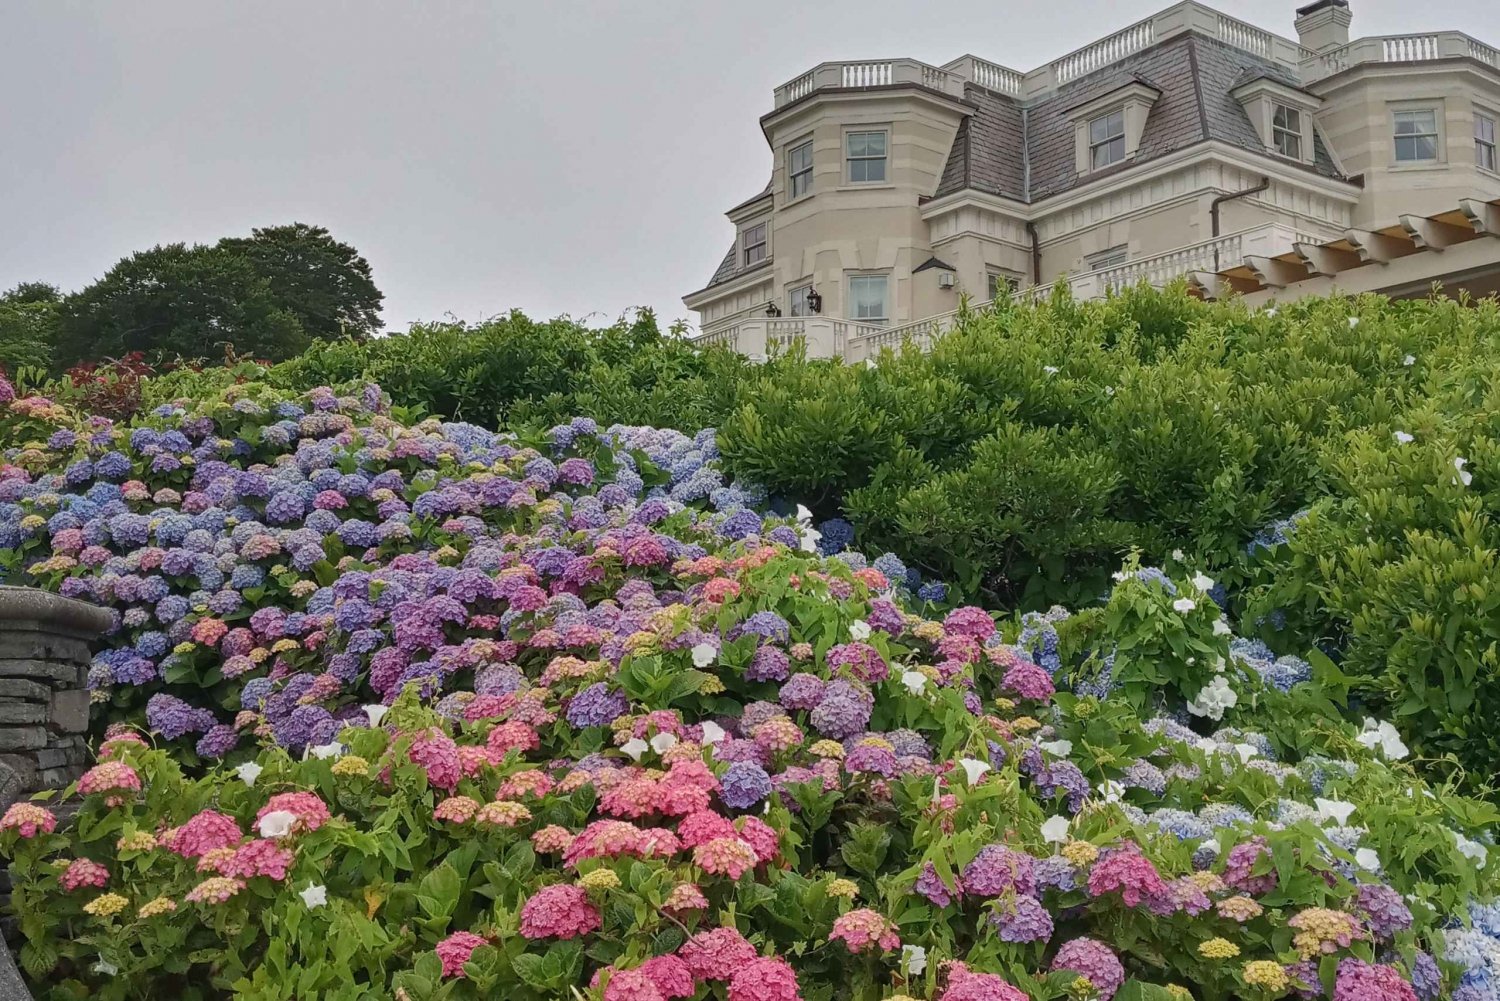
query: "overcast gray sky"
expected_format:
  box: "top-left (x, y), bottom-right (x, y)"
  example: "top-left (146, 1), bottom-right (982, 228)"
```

top-left (2, 1), bottom-right (1492, 334)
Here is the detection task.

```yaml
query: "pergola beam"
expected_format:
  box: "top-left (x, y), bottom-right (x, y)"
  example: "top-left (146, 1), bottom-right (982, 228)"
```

top-left (1399, 213), bottom-right (1475, 251)
top-left (1459, 199), bottom-right (1500, 237)
top-left (1344, 228), bottom-right (1417, 264)
top-left (1244, 255), bottom-right (1312, 288)
top-left (1295, 242), bottom-right (1365, 276)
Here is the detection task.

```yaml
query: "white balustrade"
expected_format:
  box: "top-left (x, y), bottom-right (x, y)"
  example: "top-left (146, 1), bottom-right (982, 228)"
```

top-left (1052, 20), bottom-right (1156, 84)
top-left (1217, 14), bottom-right (1272, 58)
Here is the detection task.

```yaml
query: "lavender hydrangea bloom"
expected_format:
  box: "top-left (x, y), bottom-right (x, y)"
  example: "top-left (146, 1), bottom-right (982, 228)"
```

top-left (808, 680), bottom-right (873, 739)
top-left (991, 894), bottom-right (1054, 943)
top-left (720, 761), bottom-right (773, 810)
top-left (145, 694), bottom-right (217, 740)
top-left (1356, 883), bottom-right (1412, 938)
top-left (565, 683), bottom-right (627, 728)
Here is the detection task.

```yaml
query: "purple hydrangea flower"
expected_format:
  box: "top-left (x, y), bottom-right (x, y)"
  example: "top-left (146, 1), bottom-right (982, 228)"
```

top-left (720, 761), bottom-right (773, 810)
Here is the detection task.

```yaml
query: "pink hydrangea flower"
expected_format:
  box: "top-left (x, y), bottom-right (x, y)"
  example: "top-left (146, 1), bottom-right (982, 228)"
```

top-left (435, 930), bottom-right (488, 978)
top-left (1333, 959), bottom-right (1419, 1001)
top-left (77, 760), bottom-right (143, 803)
top-left (677, 809), bottom-right (739, 848)
top-left (219, 839), bottom-right (294, 881)
top-left (434, 796), bottom-right (480, 824)
top-left (59, 858), bottom-right (109, 892)
top-left (693, 837), bottom-right (759, 879)
top-left (940, 964), bottom-right (1029, 1001)
top-left (0, 803), bottom-right (57, 839)
top-left (728, 957), bottom-right (803, 1001)
top-left (828, 908), bottom-right (901, 954)
top-left (1087, 844), bottom-right (1168, 908)
top-left (409, 729), bottom-right (462, 791)
top-left (602, 969), bottom-right (664, 1001)
top-left (255, 792), bottom-right (330, 834)
top-left (678, 926), bottom-right (757, 981)
top-left (638, 955), bottom-right (695, 998)
top-left (664, 883), bottom-right (709, 915)
top-left (518, 884), bottom-right (601, 940)
top-left (736, 816), bottom-right (780, 863)
top-left (185, 876), bottom-right (246, 904)
top-left (1223, 836), bottom-right (1277, 896)
top-left (166, 810), bottom-right (243, 858)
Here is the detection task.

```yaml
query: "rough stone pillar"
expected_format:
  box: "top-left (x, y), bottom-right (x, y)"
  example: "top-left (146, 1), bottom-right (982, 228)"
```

top-left (0, 587), bottom-right (111, 793)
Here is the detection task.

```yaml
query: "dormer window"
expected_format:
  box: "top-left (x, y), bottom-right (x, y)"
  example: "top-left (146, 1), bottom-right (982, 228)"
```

top-left (1232, 77), bottom-right (1320, 166)
top-left (742, 223), bottom-right (767, 266)
top-left (1272, 104), bottom-right (1303, 159)
top-left (1090, 111), bottom-right (1127, 169)
top-left (1066, 81), bottom-right (1161, 175)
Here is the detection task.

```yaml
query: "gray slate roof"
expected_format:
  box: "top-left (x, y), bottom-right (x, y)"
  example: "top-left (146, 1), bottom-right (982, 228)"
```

top-left (935, 33), bottom-right (1343, 202)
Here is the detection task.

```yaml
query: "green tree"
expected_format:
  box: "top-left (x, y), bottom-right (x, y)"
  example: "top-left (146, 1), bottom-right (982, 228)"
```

top-left (0, 281), bottom-right (61, 372)
top-left (52, 244), bottom-right (309, 367)
top-left (217, 223), bottom-right (384, 341)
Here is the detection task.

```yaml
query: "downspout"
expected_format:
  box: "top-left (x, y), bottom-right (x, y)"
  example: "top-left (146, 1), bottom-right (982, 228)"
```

top-left (1210, 175), bottom-right (1270, 269)
top-left (1021, 108), bottom-right (1040, 286)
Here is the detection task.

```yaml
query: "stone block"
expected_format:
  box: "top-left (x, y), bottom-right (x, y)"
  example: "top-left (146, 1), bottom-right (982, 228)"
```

top-left (0, 728), bottom-right (45, 752)
top-left (0, 680), bottom-right (49, 702)
top-left (0, 659), bottom-right (81, 685)
top-left (0, 705), bottom-right (44, 726)
top-left (47, 689), bottom-right (90, 734)
top-left (0, 632), bottom-right (92, 664)
top-left (30, 747), bottom-right (67, 770)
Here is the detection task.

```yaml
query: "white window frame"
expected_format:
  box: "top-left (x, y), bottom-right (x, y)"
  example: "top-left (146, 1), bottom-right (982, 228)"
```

top-left (1477, 110), bottom-right (1498, 173)
top-left (986, 269), bottom-right (1021, 300)
top-left (1392, 107), bottom-right (1441, 163)
top-left (844, 129), bottom-right (889, 184)
top-left (787, 139), bottom-right (814, 200)
top-left (847, 273), bottom-right (890, 325)
top-left (1088, 110), bottom-right (1126, 169)
top-left (742, 222), bottom-right (768, 267)
top-left (1272, 104), bottom-right (1303, 160)
top-left (788, 284), bottom-right (813, 317)
top-left (1086, 246), bottom-right (1128, 272)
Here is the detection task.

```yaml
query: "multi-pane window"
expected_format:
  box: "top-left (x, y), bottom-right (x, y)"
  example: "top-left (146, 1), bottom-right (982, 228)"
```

top-left (1089, 110), bottom-right (1126, 169)
top-left (1478, 113), bottom-right (1498, 172)
top-left (848, 274), bottom-right (889, 324)
top-left (788, 285), bottom-right (813, 317)
top-left (986, 271), bottom-right (1019, 300)
top-left (742, 223), bottom-right (767, 267)
top-left (1272, 104), bottom-right (1302, 159)
top-left (845, 131), bottom-right (888, 183)
top-left (1393, 109), bottom-right (1439, 162)
top-left (788, 140), bottom-right (813, 199)
top-left (1086, 246), bottom-right (1128, 271)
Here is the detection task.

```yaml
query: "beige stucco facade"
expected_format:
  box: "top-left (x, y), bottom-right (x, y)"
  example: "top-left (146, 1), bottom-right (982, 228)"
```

top-left (684, 0), bottom-right (1500, 360)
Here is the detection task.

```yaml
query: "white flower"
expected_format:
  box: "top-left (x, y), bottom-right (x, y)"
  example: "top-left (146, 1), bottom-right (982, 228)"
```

top-left (1097, 780), bottom-right (1125, 804)
top-left (1348, 316), bottom-right (1360, 328)
top-left (1394, 430), bottom-right (1414, 444)
top-left (1403, 354), bottom-right (1416, 366)
top-left (93, 959), bottom-right (119, 976)
top-left (1234, 743), bottom-right (1259, 763)
top-left (849, 620), bottom-right (872, 641)
top-left (1171, 549), bottom-right (1185, 562)
top-left (1041, 815), bottom-right (1071, 844)
top-left (903, 944), bottom-right (928, 976)
top-left (1192, 572), bottom-right (1215, 592)
top-left (1043, 365), bottom-right (1059, 374)
top-left (1455, 831), bottom-right (1488, 869)
top-left (1200, 837), bottom-right (1220, 858)
top-left (1212, 618), bottom-right (1231, 637)
top-left (1039, 739), bottom-right (1073, 758)
top-left (900, 670), bottom-right (928, 694)
top-left (1105, 385), bottom-right (1115, 396)
top-left (1195, 737), bottom-right (1219, 755)
top-left (795, 504), bottom-right (813, 525)
top-left (1355, 848), bottom-right (1381, 871)
top-left (649, 733), bottom-right (678, 754)
top-left (799, 526), bottom-right (822, 553)
top-left (691, 643), bottom-right (717, 668)
top-left (699, 721), bottom-right (726, 745)
top-left (1454, 457), bottom-right (1473, 487)
top-left (235, 761), bottom-right (264, 788)
top-left (363, 704), bottom-right (388, 727)
top-left (1187, 675), bottom-right (1237, 721)
top-left (1265, 307), bottom-right (1278, 316)
top-left (1356, 718), bottom-right (1409, 760)
top-left (1111, 570), bottom-right (1128, 583)
top-left (1172, 597), bottom-right (1197, 614)
top-left (959, 758), bottom-right (991, 784)
top-left (300, 883), bottom-right (328, 908)
top-left (866, 358), bottom-right (878, 369)
top-left (1315, 798), bottom-right (1356, 826)
top-left (309, 742), bottom-right (345, 760)
top-left (1212, 656), bottom-right (1227, 673)
top-left (620, 738), bottom-right (648, 761)
top-left (257, 810), bottom-right (298, 839)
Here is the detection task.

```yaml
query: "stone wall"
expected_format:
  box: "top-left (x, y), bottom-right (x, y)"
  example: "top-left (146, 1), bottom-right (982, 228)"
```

top-left (0, 587), bottom-right (110, 794)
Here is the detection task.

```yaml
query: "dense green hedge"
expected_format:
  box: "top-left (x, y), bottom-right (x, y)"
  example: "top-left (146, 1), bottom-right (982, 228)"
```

top-left (140, 286), bottom-right (1500, 786)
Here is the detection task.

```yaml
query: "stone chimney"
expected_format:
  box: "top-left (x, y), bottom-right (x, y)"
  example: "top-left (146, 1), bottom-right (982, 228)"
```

top-left (1295, 0), bottom-right (1353, 52)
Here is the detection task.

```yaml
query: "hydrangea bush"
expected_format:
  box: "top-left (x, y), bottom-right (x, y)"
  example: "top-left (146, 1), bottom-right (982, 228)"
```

top-left (2, 383), bottom-right (1499, 1001)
